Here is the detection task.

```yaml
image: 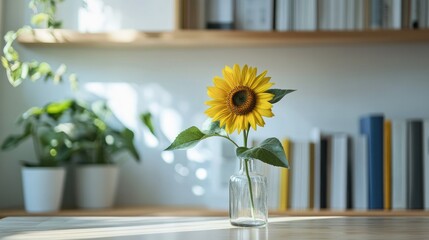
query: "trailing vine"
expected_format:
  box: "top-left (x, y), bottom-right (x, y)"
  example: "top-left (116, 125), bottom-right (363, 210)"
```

top-left (1, 0), bottom-right (77, 89)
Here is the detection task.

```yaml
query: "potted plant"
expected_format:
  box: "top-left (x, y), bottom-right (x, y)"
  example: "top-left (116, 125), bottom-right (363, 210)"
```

top-left (1, 100), bottom-right (76, 212)
top-left (64, 100), bottom-right (145, 209)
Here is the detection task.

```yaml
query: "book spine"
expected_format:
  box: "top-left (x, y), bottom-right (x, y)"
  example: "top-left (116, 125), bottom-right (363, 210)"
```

top-left (424, 121), bottom-right (429, 210)
top-left (410, 0), bottom-right (419, 29)
top-left (355, 0), bottom-right (365, 30)
top-left (407, 120), bottom-right (424, 209)
top-left (384, 120), bottom-right (392, 210)
top-left (330, 134), bottom-right (349, 210)
top-left (206, 0), bottom-right (234, 29)
top-left (346, 0), bottom-right (356, 30)
top-left (309, 143), bottom-right (315, 209)
top-left (402, 0), bottom-right (411, 28)
top-left (392, 120), bottom-right (407, 209)
top-left (419, 0), bottom-right (427, 29)
top-left (312, 129), bottom-right (321, 210)
top-left (279, 139), bottom-right (291, 211)
top-left (391, 0), bottom-right (402, 29)
top-left (320, 137), bottom-right (329, 208)
top-left (360, 115), bottom-right (384, 209)
top-left (371, 0), bottom-right (383, 29)
top-left (235, 0), bottom-right (274, 31)
top-left (353, 135), bottom-right (368, 210)
top-left (307, 0), bottom-right (317, 31)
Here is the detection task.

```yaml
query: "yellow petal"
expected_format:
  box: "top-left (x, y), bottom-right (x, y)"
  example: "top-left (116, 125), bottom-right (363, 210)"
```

top-left (248, 113), bottom-right (257, 130)
top-left (257, 108), bottom-right (274, 118)
top-left (250, 70), bottom-right (268, 89)
top-left (213, 76), bottom-right (231, 92)
top-left (207, 86), bottom-right (227, 99)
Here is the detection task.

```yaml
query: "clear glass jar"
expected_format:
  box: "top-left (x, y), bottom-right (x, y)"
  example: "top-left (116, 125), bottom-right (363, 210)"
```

top-left (229, 158), bottom-right (268, 227)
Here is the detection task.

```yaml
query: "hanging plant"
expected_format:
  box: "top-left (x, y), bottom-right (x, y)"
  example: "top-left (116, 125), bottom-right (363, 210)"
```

top-left (1, 0), bottom-right (77, 89)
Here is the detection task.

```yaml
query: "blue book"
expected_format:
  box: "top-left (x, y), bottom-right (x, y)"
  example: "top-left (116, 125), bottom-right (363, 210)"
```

top-left (359, 114), bottom-right (384, 209)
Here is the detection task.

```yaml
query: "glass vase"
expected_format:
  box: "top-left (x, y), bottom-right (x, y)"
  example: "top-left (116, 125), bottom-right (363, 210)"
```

top-left (229, 158), bottom-right (268, 227)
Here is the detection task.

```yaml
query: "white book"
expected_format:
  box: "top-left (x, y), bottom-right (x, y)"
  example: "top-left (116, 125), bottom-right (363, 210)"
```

top-left (353, 135), bottom-right (368, 210)
top-left (311, 129), bottom-right (321, 210)
top-left (346, 0), bottom-right (356, 30)
top-left (410, 0), bottom-right (419, 28)
top-left (392, 0), bottom-right (402, 29)
top-left (276, 0), bottom-right (293, 31)
top-left (330, 134), bottom-right (349, 210)
top-left (337, 0), bottom-right (347, 30)
top-left (392, 120), bottom-right (407, 210)
top-left (318, 0), bottom-right (330, 30)
top-left (382, 0), bottom-right (393, 29)
top-left (291, 142), bottom-right (311, 210)
top-left (424, 120), bottom-right (429, 210)
top-left (306, 0), bottom-right (318, 31)
top-left (235, 0), bottom-right (273, 31)
top-left (293, 0), bottom-right (303, 30)
top-left (254, 160), bottom-right (280, 210)
top-left (419, 0), bottom-right (428, 28)
top-left (355, 0), bottom-right (365, 30)
top-left (427, 0), bottom-right (429, 28)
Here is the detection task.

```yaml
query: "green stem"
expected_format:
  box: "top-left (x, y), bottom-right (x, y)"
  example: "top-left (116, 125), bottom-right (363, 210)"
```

top-left (245, 158), bottom-right (255, 219)
top-left (243, 128), bottom-right (255, 219)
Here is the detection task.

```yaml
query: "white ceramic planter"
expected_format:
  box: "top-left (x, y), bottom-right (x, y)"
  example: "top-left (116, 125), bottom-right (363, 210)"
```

top-left (76, 165), bottom-right (119, 209)
top-left (22, 167), bottom-right (66, 213)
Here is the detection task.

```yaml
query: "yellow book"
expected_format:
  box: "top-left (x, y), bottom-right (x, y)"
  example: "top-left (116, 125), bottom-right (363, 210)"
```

top-left (279, 139), bottom-right (291, 211)
top-left (384, 120), bottom-right (392, 210)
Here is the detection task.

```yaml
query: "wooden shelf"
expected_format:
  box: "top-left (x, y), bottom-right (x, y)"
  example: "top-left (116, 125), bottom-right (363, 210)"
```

top-left (17, 29), bottom-right (429, 48)
top-left (2, 207), bottom-right (429, 218)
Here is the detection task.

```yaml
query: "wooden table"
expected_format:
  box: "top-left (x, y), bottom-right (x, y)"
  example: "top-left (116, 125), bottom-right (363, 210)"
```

top-left (0, 216), bottom-right (428, 239)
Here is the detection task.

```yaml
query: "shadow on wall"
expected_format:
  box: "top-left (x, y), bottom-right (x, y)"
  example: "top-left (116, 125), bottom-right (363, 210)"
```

top-left (82, 82), bottom-right (236, 207)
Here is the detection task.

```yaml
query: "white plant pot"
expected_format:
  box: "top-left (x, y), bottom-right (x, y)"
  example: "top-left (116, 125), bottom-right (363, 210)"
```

top-left (22, 167), bottom-right (66, 213)
top-left (76, 165), bottom-right (119, 209)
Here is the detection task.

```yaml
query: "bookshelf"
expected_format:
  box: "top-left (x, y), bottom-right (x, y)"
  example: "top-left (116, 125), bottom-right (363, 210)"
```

top-left (17, 29), bottom-right (429, 48)
top-left (1, 207), bottom-right (429, 219)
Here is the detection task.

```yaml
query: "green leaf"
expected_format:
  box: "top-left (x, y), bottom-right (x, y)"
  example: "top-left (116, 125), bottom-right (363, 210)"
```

top-left (140, 112), bottom-right (156, 136)
top-left (236, 137), bottom-right (289, 168)
top-left (1, 125), bottom-right (32, 150)
top-left (45, 99), bottom-right (73, 115)
top-left (121, 128), bottom-right (140, 161)
top-left (267, 89), bottom-right (296, 104)
top-left (165, 126), bottom-right (218, 151)
top-left (31, 13), bottom-right (49, 26)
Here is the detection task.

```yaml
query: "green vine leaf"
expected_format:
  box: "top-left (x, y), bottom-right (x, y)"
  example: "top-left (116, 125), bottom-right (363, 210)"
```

top-left (267, 89), bottom-right (295, 104)
top-left (236, 137), bottom-right (289, 168)
top-left (140, 112), bottom-right (156, 136)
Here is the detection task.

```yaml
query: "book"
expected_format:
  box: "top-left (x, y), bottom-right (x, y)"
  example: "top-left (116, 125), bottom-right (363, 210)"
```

top-left (402, 0), bottom-right (411, 28)
top-left (275, 0), bottom-right (293, 31)
top-left (182, 0), bottom-right (206, 29)
top-left (371, 0), bottom-right (383, 29)
top-left (407, 120), bottom-right (424, 209)
top-left (311, 129), bottom-right (321, 210)
top-left (320, 136), bottom-right (330, 209)
top-left (279, 139), bottom-right (292, 211)
top-left (419, 0), bottom-right (428, 29)
top-left (291, 142), bottom-right (311, 210)
top-left (346, 0), bottom-right (356, 30)
top-left (294, 0), bottom-right (317, 31)
top-left (424, 121), bottom-right (429, 210)
top-left (353, 135), bottom-right (368, 210)
top-left (318, 0), bottom-right (327, 30)
top-left (329, 134), bottom-right (350, 210)
top-left (236, 0), bottom-right (273, 31)
top-left (392, 0), bottom-right (402, 29)
top-left (355, 0), bottom-right (365, 30)
top-left (359, 114), bottom-right (384, 209)
top-left (391, 120), bottom-right (407, 209)
top-left (384, 120), bottom-right (392, 210)
top-left (206, 0), bottom-right (234, 29)
top-left (410, 0), bottom-right (419, 29)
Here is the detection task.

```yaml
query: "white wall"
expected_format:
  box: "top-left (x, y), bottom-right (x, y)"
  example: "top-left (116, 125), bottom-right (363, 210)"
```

top-left (1, 0), bottom-right (429, 209)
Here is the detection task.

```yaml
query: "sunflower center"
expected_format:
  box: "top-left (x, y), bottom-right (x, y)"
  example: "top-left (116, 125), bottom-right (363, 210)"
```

top-left (227, 86), bottom-right (257, 115)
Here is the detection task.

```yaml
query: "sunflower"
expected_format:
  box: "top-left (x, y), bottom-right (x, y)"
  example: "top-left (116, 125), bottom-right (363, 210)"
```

top-left (205, 64), bottom-right (275, 134)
